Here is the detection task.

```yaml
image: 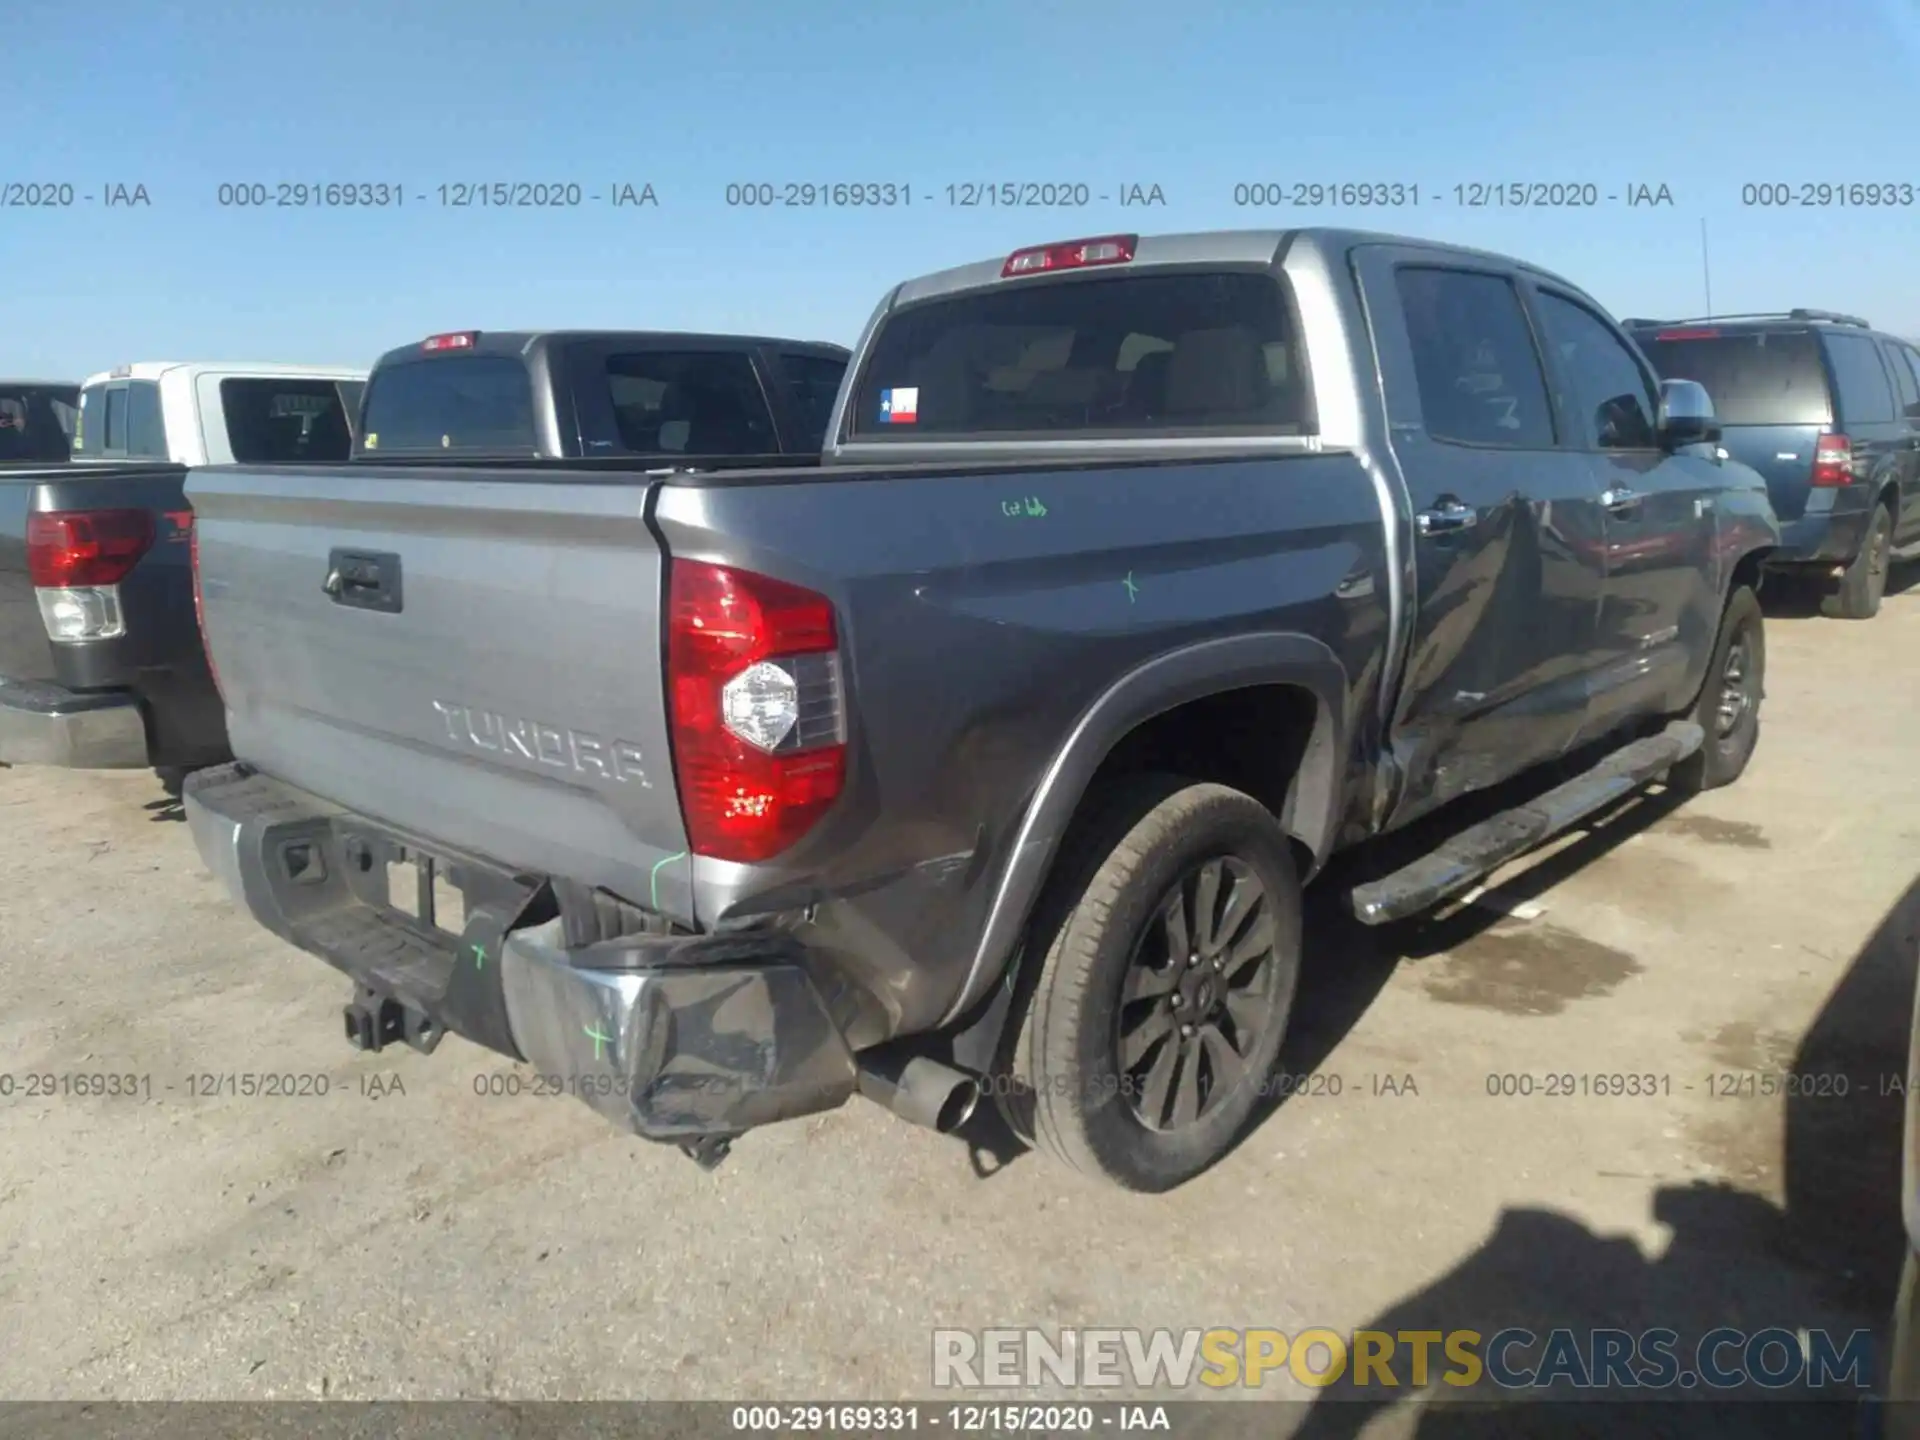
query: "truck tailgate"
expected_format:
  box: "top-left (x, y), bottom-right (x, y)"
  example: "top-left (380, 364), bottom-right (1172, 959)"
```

top-left (184, 466), bottom-right (692, 920)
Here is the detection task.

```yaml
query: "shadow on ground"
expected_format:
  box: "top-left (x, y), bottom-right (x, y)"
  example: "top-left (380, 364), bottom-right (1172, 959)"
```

top-left (1276, 874), bottom-right (1920, 1438)
top-left (1763, 559), bottom-right (1920, 620)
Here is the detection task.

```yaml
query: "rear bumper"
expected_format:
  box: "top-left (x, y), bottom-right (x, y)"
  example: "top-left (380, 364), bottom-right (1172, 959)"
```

top-left (1771, 500), bottom-right (1874, 567)
top-left (181, 762), bottom-right (859, 1142)
top-left (0, 677), bottom-right (149, 769)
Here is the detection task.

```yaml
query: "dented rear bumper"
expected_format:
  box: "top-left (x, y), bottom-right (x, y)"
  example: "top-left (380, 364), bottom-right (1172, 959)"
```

top-left (181, 762), bottom-right (859, 1142)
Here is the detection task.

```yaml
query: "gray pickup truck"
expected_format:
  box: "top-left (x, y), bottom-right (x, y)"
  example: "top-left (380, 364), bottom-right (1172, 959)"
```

top-left (182, 228), bottom-right (1779, 1192)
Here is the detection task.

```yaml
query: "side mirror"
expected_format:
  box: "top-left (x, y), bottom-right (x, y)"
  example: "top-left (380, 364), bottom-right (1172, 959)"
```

top-left (1658, 378), bottom-right (1720, 450)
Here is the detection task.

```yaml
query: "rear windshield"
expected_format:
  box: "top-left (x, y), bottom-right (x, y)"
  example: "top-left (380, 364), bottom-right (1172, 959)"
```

top-left (1633, 331), bottom-right (1831, 427)
top-left (846, 270), bottom-right (1311, 440)
top-left (358, 356), bottom-right (537, 455)
top-left (0, 384), bottom-right (79, 462)
top-left (221, 378), bottom-right (359, 463)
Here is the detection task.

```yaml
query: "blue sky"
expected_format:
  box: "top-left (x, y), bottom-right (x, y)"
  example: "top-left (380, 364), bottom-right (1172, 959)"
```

top-left (7, 0), bottom-right (1920, 378)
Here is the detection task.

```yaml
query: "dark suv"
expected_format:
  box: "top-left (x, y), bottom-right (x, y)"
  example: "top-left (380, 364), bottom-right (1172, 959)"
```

top-left (1624, 311), bottom-right (1920, 619)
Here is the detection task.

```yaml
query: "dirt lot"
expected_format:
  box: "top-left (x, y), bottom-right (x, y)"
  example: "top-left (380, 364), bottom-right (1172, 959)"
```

top-left (2, 576), bottom-right (1917, 1431)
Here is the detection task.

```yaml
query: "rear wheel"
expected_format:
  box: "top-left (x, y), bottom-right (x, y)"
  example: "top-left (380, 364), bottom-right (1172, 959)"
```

top-left (1668, 585), bottom-right (1764, 795)
top-left (1824, 503), bottom-right (1894, 620)
top-left (998, 775), bottom-right (1302, 1192)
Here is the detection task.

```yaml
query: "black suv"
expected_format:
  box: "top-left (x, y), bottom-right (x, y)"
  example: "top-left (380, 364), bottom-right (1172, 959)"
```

top-left (1624, 311), bottom-right (1920, 619)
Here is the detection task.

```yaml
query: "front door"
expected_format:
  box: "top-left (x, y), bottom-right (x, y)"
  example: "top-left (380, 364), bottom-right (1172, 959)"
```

top-left (1528, 286), bottom-right (1720, 738)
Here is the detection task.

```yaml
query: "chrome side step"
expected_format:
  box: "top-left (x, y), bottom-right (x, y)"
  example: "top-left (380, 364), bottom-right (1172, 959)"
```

top-left (1349, 720), bottom-right (1705, 927)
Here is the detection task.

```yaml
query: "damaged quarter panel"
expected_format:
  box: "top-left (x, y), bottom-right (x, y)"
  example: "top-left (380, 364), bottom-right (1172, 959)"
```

top-left (650, 451), bottom-right (1391, 1046)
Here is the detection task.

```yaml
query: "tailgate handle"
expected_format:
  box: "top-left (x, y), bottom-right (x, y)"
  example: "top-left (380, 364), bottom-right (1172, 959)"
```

top-left (324, 548), bottom-right (404, 614)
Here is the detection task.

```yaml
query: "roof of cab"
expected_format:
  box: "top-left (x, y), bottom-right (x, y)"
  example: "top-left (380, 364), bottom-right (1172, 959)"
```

top-left (78, 361), bottom-right (370, 387)
top-left (368, 330), bottom-right (850, 369)
top-left (884, 226), bottom-right (1589, 309)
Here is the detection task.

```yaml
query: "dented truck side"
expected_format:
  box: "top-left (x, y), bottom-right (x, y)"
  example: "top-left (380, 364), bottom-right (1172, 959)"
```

top-left (182, 229), bottom-right (1779, 1190)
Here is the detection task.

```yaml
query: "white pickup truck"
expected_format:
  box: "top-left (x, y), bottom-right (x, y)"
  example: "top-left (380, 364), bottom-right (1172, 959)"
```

top-left (71, 361), bottom-right (368, 465)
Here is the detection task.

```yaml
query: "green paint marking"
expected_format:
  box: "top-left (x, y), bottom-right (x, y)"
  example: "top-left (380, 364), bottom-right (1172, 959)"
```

top-left (470, 942), bottom-right (487, 970)
top-left (584, 1023), bottom-right (614, 1060)
top-left (650, 849), bottom-right (689, 910)
top-left (1123, 572), bottom-right (1140, 603)
top-left (1001, 496), bottom-right (1049, 518)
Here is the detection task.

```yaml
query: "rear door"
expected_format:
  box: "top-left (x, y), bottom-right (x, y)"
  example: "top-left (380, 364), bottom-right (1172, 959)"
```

top-left (1355, 248), bottom-right (1609, 823)
top-left (1877, 340), bottom-right (1920, 548)
top-left (1633, 327), bottom-right (1832, 522)
top-left (1529, 287), bottom-right (1719, 735)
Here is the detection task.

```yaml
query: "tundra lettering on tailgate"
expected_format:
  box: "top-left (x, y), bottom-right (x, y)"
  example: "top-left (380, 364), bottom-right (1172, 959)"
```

top-left (432, 700), bottom-right (652, 787)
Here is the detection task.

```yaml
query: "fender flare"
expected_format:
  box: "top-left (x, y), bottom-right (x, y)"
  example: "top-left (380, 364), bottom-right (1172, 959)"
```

top-left (939, 631), bottom-right (1350, 1027)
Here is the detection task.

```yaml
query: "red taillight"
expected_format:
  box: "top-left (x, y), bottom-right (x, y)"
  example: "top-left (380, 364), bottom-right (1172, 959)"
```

top-left (666, 560), bottom-right (846, 864)
top-left (1002, 234), bottom-right (1138, 278)
top-left (1654, 328), bottom-right (1721, 341)
top-left (189, 521), bottom-right (223, 700)
top-left (1812, 433), bottom-right (1853, 487)
top-left (26, 508), bottom-right (155, 587)
top-left (422, 332), bottom-right (477, 352)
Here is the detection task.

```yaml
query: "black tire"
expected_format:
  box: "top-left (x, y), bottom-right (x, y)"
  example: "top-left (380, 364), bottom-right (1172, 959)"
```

top-left (1823, 503), bottom-right (1894, 620)
top-left (1668, 585), bottom-right (1765, 795)
top-left (997, 774), bottom-right (1302, 1192)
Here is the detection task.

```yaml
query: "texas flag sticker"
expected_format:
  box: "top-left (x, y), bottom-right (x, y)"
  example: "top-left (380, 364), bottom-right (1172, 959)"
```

top-left (879, 387), bottom-right (919, 424)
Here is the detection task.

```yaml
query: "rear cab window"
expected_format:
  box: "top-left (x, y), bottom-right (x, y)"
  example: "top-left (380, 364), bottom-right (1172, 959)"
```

top-left (845, 270), bottom-right (1312, 441)
top-left (1634, 329), bottom-right (1832, 427)
top-left (358, 355), bottom-right (538, 456)
top-left (221, 378), bottom-right (359, 463)
top-left (0, 384), bottom-right (80, 461)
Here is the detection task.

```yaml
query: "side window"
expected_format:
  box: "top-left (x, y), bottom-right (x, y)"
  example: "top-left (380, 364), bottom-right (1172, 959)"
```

top-left (1884, 343), bottom-right (1920, 418)
top-left (603, 351), bottom-right (777, 456)
top-left (220, 378), bottom-right (358, 463)
top-left (101, 387), bottom-right (128, 451)
top-left (337, 381), bottom-right (366, 438)
top-left (1533, 292), bottom-right (1659, 449)
top-left (1394, 267), bottom-right (1555, 448)
top-left (126, 381), bottom-right (168, 457)
top-left (778, 353), bottom-right (849, 450)
top-left (1824, 333), bottom-right (1896, 424)
top-left (50, 397), bottom-right (77, 440)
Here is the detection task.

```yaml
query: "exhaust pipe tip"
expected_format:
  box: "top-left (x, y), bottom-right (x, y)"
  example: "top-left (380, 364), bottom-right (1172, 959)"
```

top-left (934, 1075), bottom-right (981, 1134)
top-left (856, 1049), bottom-right (982, 1135)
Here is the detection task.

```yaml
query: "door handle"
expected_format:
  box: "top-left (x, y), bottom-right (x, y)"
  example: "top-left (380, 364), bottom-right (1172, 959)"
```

top-left (324, 548), bottom-right (404, 613)
top-left (1415, 499), bottom-right (1479, 536)
top-left (1601, 486), bottom-right (1643, 514)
